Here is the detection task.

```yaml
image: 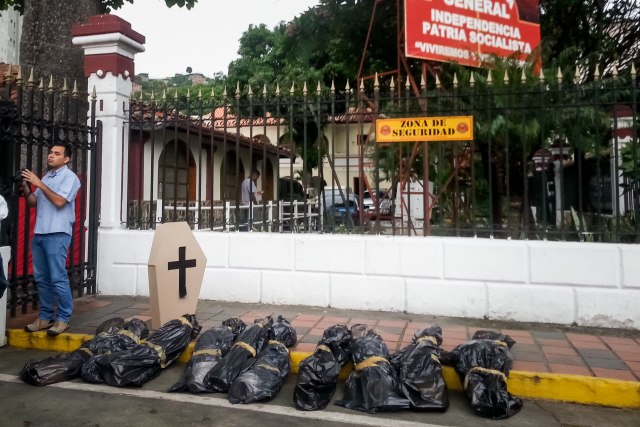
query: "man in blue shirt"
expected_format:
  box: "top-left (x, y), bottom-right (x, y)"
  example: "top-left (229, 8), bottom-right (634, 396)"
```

top-left (20, 144), bottom-right (81, 336)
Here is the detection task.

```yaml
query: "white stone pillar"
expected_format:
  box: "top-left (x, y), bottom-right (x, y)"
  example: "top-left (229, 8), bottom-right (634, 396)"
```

top-left (72, 15), bottom-right (145, 229)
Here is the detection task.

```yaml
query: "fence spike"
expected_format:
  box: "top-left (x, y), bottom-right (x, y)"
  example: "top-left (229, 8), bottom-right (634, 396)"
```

top-left (187, 88), bottom-right (192, 100)
top-left (359, 79), bottom-right (364, 92)
top-left (557, 67), bottom-right (563, 84)
top-left (330, 80), bottom-right (335, 93)
top-left (612, 65), bottom-right (618, 79)
top-left (521, 67), bottom-right (527, 83)
top-left (539, 68), bottom-right (545, 83)
top-left (632, 63), bottom-right (637, 80)
top-left (405, 75), bottom-right (411, 89)
top-left (594, 64), bottom-right (600, 80)
top-left (211, 87), bottom-right (215, 98)
top-left (487, 71), bottom-right (493, 85)
top-left (263, 83), bottom-right (268, 97)
top-left (139, 90), bottom-right (144, 101)
top-left (435, 74), bottom-right (441, 88)
top-left (316, 81), bottom-right (322, 95)
top-left (503, 71), bottom-right (509, 84)
top-left (198, 88), bottom-right (202, 99)
top-left (453, 73), bottom-right (458, 88)
top-left (236, 81), bottom-right (241, 98)
top-left (345, 80), bottom-right (350, 92)
top-left (26, 67), bottom-right (34, 84)
top-left (174, 88), bottom-right (179, 100)
top-left (303, 81), bottom-right (308, 96)
top-left (162, 89), bottom-right (167, 100)
top-left (223, 86), bottom-right (228, 98)
top-left (421, 72), bottom-right (426, 89)
top-left (290, 82), bottom-right (295, 95)
top-left (275, 83), bottom-right (280, 96)
top-left (469, 72), bottom-right (475, 87)
top-left (47, 75), bottom-right (54, 92)
top-left (91, 85), bottom-right (97, 100)
top-left (38, 77), bottom-right (44, 91)
top-left (247, 84), bottom-right (253, 97)
top-left (374, 72), bottom-right (379, 90)
top-left (150, 90), bottom-right (155, 100)
top-left (62, 78), bottom-right (69, 93)
top-left (390, 76), bottom-right (395, 90)
top-left (72, 80), bottom-right (79, 97)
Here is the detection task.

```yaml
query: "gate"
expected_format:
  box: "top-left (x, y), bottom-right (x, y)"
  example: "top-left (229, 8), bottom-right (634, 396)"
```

top-left (0, 68), bottom-right (101, 316)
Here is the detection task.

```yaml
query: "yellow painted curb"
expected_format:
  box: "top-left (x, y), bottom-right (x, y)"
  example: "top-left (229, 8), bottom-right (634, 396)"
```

top-left (8, 329), bottom-right (640, 409)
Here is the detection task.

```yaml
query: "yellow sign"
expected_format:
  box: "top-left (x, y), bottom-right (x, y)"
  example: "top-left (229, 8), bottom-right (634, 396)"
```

top-left (376, 116), bottom-right (473, 143)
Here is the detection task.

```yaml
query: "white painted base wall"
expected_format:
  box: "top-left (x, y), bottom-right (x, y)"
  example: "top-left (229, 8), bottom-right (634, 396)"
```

top-left (97, 229), bottom-right (640, 329)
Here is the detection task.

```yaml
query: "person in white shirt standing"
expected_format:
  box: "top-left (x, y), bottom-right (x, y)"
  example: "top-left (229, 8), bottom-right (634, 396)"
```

top-left (239, 169), bottom-right (260, 231)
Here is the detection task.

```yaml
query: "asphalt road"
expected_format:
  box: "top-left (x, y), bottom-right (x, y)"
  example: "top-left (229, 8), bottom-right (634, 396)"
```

top-left (1, 347), bottom-right (638, 427)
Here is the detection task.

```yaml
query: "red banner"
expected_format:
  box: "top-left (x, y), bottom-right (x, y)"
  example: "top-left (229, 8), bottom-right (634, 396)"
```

top-left (405, 0), bottom-right (540, 67)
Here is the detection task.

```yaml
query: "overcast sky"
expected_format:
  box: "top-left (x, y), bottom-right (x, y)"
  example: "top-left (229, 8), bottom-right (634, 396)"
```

top-left (117, 0), bottom-right (319, 78)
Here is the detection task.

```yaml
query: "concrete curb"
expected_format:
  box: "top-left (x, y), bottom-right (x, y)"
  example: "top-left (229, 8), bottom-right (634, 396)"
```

top-left (7, 329), bottom-right (640, 409)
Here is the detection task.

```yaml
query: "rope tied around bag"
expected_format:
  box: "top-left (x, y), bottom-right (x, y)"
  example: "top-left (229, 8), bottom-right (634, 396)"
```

top-left (430, 353), bottom-right (441, 365)
top-left (256, 363), bottom-right (281, 374)
top-left (117, 329), bottom-right (141, 344)
top-left (233, 341), bottom-right (257, 357)
top-left (192, 349), bottom-right (222, 357)
top-left (463, 366), bottom-right (507, 389)
top-left (494, 340), bottom-right (508, 348)
top-left (268, 339), bottom-right (289, 352)
top-left (355, 356), bottom-right (389, 371)
top-left (415, 336), bottom-right (438, 346)
top-left (140, 341), bottom-right (168, 368)
top-left (77, 347), bottom-right (94, 356)
top-left (178, 316), bottom-right (192, 327)
top-left (316, 344), bottom-right (332, 353)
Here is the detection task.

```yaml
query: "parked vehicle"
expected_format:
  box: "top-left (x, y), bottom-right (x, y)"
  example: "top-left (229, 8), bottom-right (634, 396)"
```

top-left (323, 188), bottom-right (360, 226)
top-left (362, 190), bottom-right (392, 219)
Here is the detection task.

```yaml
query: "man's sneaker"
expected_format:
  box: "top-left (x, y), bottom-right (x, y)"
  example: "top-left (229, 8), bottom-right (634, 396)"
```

top-left (24, 319), bottom-right (54, 332)
top-left (47, 321), bottom-right (70, 336)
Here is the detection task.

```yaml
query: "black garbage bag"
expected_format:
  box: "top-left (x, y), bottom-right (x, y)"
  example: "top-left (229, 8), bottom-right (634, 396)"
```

top-left (335, 326), bottom-right (410, 413)
top-left (167, 317), bottom-right (246, 393)
top-left (445, 330), bottom-right (523, 420)
top-left (293, 324), bottom-right (352, 411)
top-left (390, 325), bottom-right (448, 411)
top-left (228, 315), bottom-right (297, 403)
top-left (20, 317), bottom-right (147, 386)
top-left (204, 316), bottom-right (273, 393)
top-left (168, 325), bottom-right (237, 393)
top-left (91, 314), bottom-right (200, 387)
top-left (222, 317), bottom-right (247, 336)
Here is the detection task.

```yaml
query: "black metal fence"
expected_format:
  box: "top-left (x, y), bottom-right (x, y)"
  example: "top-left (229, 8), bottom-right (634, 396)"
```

top-left (126, 66), bottom-right (639, 243)
top-left (0, 68), bottom-right (101, 316)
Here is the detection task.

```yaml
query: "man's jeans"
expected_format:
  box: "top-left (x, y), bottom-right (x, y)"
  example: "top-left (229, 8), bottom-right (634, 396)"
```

top-left (32, 233), bottom-right (72, 323)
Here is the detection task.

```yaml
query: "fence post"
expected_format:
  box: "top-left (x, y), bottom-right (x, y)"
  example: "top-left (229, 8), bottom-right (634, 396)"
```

top-left (71, 15), bottom-right (145, 229)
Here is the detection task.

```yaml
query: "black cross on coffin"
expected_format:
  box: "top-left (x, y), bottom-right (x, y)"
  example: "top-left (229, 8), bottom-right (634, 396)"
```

top-left (167, 246), bottom-right (197, 299)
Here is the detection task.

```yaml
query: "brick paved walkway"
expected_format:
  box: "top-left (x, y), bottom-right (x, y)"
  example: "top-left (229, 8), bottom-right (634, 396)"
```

top-left (7, 295), bottom-right (640, 382)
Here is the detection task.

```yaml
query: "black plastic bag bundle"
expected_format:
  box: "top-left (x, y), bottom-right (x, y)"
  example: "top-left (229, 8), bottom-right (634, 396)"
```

top-left (444, 330), bottom-right (522, 420)
top-left (169, 318), bottom-right (246, 393)
top-left (336, 326), bottom-right (410, 413)
top-left (204, 316), bottom-right (273, 392)
top-left (91, 314), bottom-right (200, 387)
top-left (390, 325), bottom-right (448, 411)
top-left (293, 324), bottom-right (352, 411)
top-left (20, 317), bottom-right (147, 386)
top-left (227, 315), bottom-right (297, 403)
top-left (81, 318), bottom-right (150, 383)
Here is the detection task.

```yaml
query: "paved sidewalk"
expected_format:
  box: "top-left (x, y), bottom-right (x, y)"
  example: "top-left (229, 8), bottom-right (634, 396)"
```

top-left (7, 295), bottom-right (640, 382)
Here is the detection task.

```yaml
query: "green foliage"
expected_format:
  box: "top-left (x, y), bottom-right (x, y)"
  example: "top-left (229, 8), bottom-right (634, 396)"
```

top-left (0, 0), bottom-right (197, 14)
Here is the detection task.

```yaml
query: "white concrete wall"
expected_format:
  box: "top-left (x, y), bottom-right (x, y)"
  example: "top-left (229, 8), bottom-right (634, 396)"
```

top-left (96, 230), bottom-right (640, 329)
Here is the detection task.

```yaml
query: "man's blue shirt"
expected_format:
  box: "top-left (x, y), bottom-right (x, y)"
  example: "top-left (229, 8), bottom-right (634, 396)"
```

top-left (34, 165), bottom-right (81, 236)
